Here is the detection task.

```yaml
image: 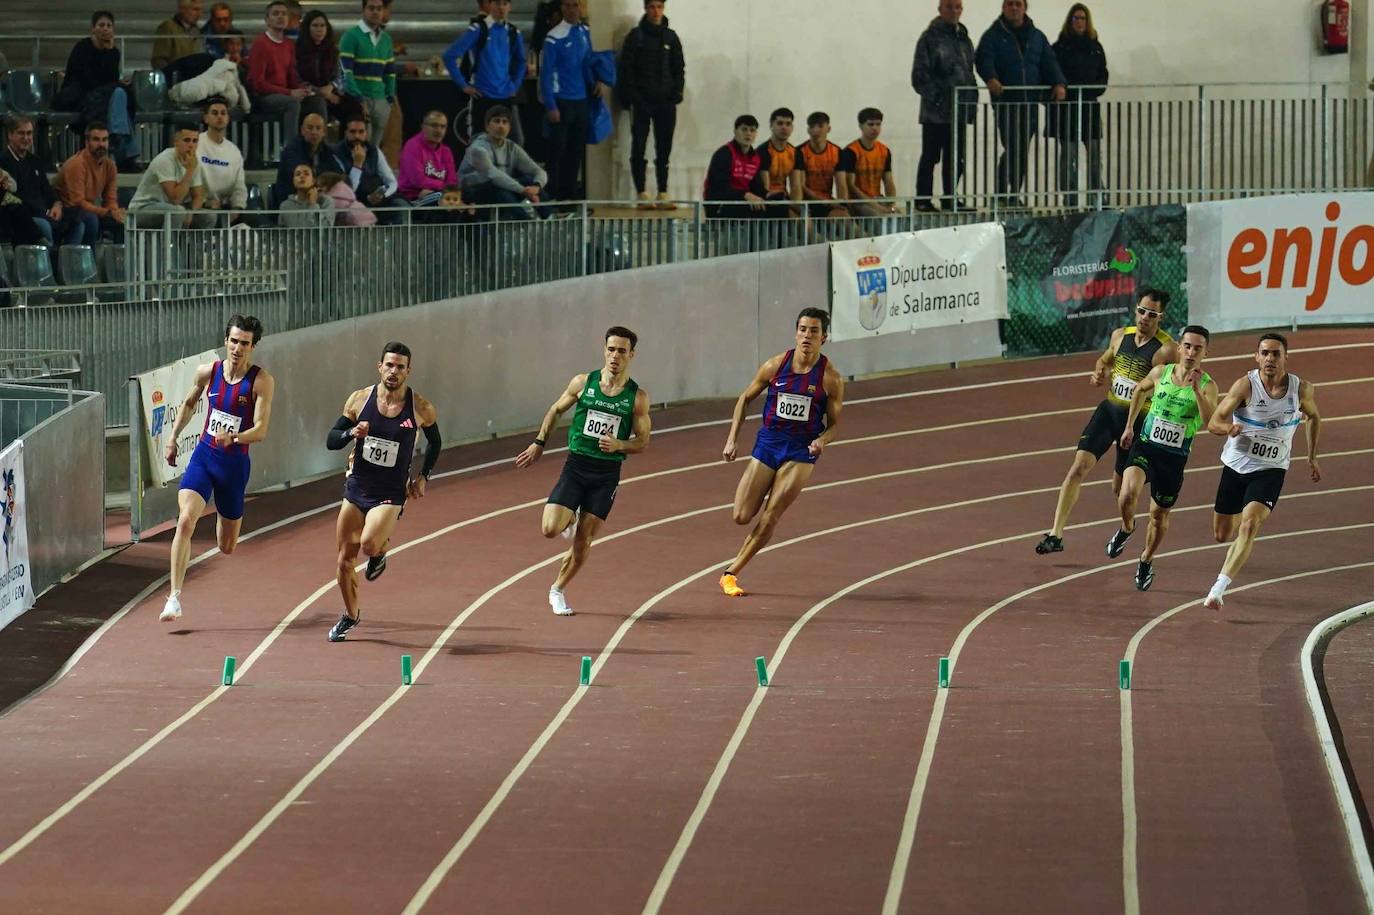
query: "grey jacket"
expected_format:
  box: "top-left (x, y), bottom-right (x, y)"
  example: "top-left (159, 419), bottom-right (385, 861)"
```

top-left (459, 133), bottom-right (548, 195)
top-left (912, 17), bottom-right (977, 125)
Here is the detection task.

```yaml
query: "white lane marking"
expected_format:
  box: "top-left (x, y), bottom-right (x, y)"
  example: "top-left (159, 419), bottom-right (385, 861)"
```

top-left (1120, 570), bottom-right (1374, 915)
top-left (881, 514), bottom-right (1374, 915)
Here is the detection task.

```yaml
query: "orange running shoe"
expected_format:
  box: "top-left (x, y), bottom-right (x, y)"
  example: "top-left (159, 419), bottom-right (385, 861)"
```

top-left (720, 573), bottom-right (746, 597)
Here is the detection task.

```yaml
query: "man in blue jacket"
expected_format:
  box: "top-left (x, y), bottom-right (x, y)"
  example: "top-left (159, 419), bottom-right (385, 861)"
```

top-left (540, 0), bottom-right (609, 203)
top-left (975, 0), bottom-right (1065, 207)
top-left (443, 0), bottom-right (529, 145)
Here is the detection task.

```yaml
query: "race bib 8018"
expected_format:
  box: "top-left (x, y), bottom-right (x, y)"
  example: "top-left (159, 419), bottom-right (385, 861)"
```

top-left (775, 391), bottom-right (812, 422)
top-left (583, 409), bottom-right (621, 440)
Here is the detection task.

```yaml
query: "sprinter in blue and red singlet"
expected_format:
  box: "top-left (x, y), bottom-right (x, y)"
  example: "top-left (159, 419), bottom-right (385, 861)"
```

top-left (719, 307), bottom-right (845, 597)
top-left (160, 314), bottom-right (276, 623)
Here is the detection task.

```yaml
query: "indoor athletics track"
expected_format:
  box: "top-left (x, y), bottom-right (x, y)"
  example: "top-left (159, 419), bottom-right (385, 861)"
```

top-left (2, 327), bottom-right (1373, 914)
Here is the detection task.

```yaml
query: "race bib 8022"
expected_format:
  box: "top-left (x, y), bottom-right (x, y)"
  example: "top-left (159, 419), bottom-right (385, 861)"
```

top-left (775, 391), bottom-right (813, 423)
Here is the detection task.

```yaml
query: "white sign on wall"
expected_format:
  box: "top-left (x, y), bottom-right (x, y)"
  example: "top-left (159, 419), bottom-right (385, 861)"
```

top-left (0, 440), bottom-right (34, 632)
top-left (829, 223), bottom-right (1008, 341)
top-left (138, 349), bottom-right (219, 488)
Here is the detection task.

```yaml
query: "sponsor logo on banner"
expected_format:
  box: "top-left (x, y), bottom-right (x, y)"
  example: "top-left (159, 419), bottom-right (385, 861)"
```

top-left (829, 224), bottom-right (1008, 341)
top-left (1215, 193), bottom-right (1374, 317)
top-left (139, 349), bottom-right (220, 488)
top-left (0, 441), bottom-right (34, 632)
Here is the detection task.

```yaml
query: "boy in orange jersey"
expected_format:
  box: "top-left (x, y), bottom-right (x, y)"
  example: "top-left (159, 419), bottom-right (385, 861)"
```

top-left (755, 107), bottom-right (803, 212)
top-left (837, 107), bottom-right (898, 217)
top-left (798, 111), bottom-right (844, 216)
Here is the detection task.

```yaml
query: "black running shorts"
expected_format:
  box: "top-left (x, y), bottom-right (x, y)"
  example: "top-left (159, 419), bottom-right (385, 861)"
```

top-left (1076, 400), bottom-right (1137, 475)
top-left (1213, 464), bottom-right (1286, 515)
top-left (548, 452), bottom-right (623, 521)
top-left (1124, 440), bottom-right (1188, 508)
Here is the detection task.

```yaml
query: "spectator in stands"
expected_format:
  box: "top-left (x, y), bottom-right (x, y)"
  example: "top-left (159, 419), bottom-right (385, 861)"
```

top-left (128, 126), bottom-right (216, 228)
top-left (399, 110), bottom-right (458, 207)
top-left (756, 107), bottom-right (803, 211)
top-left (332, 114), bottom-right (404, 222)
top-left (153, 0), bottom-right (214, 80)
top-left (316, 171), bottom-right (377, 225)
top-left (279, 163), bottom-right (333, 226)
top-left (458, 105), bottom-right (547, 220)
top-left (912, 0), bottom-right (976, 211)
top-left (55, 11), bottom-right (141, 169)
top-left (273, 112), bottom-right (341, 204)
top-left (443, 0), bottom-right (528, 146)
top-left (0, 117), bottom-right (71, 246)
top-left (248, 0), bottom-right (322, 141)
top-left (702, 114), bottom-right (767, 219)
top-left (617, 0), bottom-right (684, 209)
top-left (197, 97), bottom-right (249, 220)
top-left (298, 11), bottom-right (363, 124)
top-left (798, 112), bottom-right (844, 215)
top-left (54, 122), bottom-right (125, 244)
top-left (439, 185), bottom-right (477, 218)
top-left (975, 0), bottom-right (1066, 208)
top-left (203, 2), bottom-right (235, 58)
top-left (541, 0), bottom-right (608, 203)
top-left (1047, 3), bottom-right (1108, 208)
top-left (340, 0), bottom-right (398, 145)
top-left (284, 0), bottom-right (303, 40)
top-left (222, 29), bottom-right (247, 65)
top-left (0, 166), bottom-right (45, 249)
top-left (837, 108), bottom-right (898, 216)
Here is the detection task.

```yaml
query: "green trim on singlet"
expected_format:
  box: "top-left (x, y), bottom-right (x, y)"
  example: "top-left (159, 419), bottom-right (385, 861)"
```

top-left (1140, 363), bottom-right (1212, 456)
top-left (1106, 326), bottom-right (1174, 408)
top-left (568, 369), bottom-right (639, 462)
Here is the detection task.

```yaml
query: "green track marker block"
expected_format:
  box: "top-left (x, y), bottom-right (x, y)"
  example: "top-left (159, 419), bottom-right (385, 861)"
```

top-left (938, 656), bottom-right (950, 689)
top-left (401, 654), bottom-right (413, 686)
top-left (755, 656), bottom-right (769, 687)
top-left (1119, 659), bottom-right (1131, 690)
top-left (579, 656), bottom-right (592, 686)
top-left (222, 656), bottom-right (236, 686)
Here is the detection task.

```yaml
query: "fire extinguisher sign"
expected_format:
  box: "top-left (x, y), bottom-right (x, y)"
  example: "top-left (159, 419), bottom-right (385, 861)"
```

top-left (1322, 0), bottom-right (1350, 54)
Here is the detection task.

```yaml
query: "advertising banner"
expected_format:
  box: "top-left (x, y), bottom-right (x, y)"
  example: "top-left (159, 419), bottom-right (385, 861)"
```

top-left (0, 440), bottom-right (34, 632)
top-left (829, 223), bottom-right (1008, 341)
top-left (1003, 205), bottom-right (1188, 358)
top-left (138, 348), bottom-right (219, 487)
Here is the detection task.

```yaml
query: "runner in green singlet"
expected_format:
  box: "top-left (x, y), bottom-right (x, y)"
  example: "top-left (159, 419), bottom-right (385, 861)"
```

top-left (1107, 325), bottom-right (1218, 590)
top-left (514, 326), bottom-right (652, 616)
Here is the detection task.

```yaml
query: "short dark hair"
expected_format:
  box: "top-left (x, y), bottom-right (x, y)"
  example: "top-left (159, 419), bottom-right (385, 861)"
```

top-left (806, 111), bottom-right (830, 128)
top-left (605, 326), bottom-right (638, 350)
top-left (173, 124), bottom-right (199, 137)
top-left (92, 10), bottom-right (114, 24)
top-left (734, 114), bottom-right (759, 130)
top-left (381, 341), bottom-right (412, 362)
top-left (1258, 332), bottom-right (1289, 353)
top-left (769, 107), bottom-right (795, 124)
top-left (857, 107), bottom-right (883, 124)
top-left (644, 0), bottom-right (664, 7)
top-left (226, 314), bottom-right (264, 344)
top-left (484, 104), bottom-right (512, 125)
top-left (266, 1), bottom-right (287, 15)
top-left (361, 0), bottom-right (383, 8)
top-left (1181, 324), bottom-right (1210, 342)
top-left (83, 120), bottom-right (109, 138)
top-left (796, 307), bottom-right (830, 334)
top-left (202, 95), bottom-right (230, 113)
top-left (1138, 286), bottom-right (1171, 309)
top-left (441, 184), bottom-right (461, 194)
top-left (344, 113), bottom-right (369, 131)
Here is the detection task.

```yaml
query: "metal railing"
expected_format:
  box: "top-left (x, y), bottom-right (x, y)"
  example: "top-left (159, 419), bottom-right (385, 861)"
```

top-left (0, 379), bottom-right (75, 449)
top-left (0, 349), bottom-right (80, 381)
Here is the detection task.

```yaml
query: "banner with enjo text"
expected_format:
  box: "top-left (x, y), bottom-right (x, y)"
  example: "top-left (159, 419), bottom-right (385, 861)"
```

top-left (138, 348), bottom-right (220, 488)
top-left (0, 440), bottom-right (34, 632)
top-left (829, 223), bottom-right (1008, 341)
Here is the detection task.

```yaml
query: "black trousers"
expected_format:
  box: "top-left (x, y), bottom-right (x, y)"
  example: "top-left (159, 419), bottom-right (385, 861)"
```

top-left (994, 103), bottom-right (1035, 197)
top-left (546, 98), bottom-right (589, 201)
top-left (916, 122), bottom-right (966, 201)
top-left (629, 101), bottom-right (677, 193)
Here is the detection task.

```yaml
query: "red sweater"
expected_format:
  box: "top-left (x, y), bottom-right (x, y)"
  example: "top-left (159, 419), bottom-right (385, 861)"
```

top-left (247, 32), bottom-right (301, 96)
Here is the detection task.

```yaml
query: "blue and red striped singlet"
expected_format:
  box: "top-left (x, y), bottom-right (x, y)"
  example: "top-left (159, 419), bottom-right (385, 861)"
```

top-left (761, 350), bottom-right (829, 437)
top-left (200, 360), bottom-right (260, 454)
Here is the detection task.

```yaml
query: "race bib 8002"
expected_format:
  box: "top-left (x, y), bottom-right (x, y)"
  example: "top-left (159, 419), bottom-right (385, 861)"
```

top-left (362, 435), bottom-right (400, 467)
top-left (207, 408), bottom-right (243, 437)
top-left (583, 409), bottom-right (621, 440)
top-left (775, 391), bottom-right (812, 422)
top-left (1146, 417), bottom-right (1186, 449)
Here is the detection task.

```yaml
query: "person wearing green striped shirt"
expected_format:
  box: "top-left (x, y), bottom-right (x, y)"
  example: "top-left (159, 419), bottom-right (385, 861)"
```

top-left (1108, 325), bottom-right (1217, 591)
top-left (339, 0), bottom-right (397, 144)
top-left (515, 327), bottom-right (652, 616)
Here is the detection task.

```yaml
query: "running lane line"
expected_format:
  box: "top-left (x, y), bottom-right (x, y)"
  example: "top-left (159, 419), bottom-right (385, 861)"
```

top-left (1120, 570), bottom-right (1374, 915)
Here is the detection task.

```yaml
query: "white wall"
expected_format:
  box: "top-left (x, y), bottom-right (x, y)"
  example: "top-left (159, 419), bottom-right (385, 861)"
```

top-left (587, 0), bottom-right (1371, 201)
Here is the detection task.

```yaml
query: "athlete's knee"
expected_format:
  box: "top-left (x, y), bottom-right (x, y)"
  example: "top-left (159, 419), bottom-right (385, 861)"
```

top-left (360, 535), bottom-right (386, 557)
top-left (731, 504), bottom-right (756, 526)
top-left (541, 519), bottom-right (564, 538)
top-left (1238, 516), bottom-right (1263, 540)
top-left (218, 536), bottom-right (238, 555)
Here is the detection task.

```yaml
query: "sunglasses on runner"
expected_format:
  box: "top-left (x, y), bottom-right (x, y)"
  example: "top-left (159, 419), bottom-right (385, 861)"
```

top-left (1136, 306), bottom-right (1161, 318)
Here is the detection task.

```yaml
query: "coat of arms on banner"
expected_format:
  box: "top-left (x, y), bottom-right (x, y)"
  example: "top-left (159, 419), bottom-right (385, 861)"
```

top-left (1, 466), bottom-right (16, 567)
top-left (855, 249), bottom-right (887, 331)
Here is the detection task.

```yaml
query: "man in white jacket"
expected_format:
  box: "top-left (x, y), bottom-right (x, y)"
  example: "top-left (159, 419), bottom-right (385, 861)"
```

top-left (197, 97), bottom-right (249, 222)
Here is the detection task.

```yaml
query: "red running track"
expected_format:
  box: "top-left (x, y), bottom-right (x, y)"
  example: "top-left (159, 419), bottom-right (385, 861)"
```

top-left (1, 327), bottom-right (1372, 914)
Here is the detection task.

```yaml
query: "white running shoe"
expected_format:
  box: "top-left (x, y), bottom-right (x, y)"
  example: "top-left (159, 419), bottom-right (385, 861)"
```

top-left (549, 587), bottom-right (575, 616)
top-left (561, 509), bottom-right (580, 541)
top-left (159, 595), bottom-right (183, 622)
top-left (1203, 589), bottom-right (1225, 611)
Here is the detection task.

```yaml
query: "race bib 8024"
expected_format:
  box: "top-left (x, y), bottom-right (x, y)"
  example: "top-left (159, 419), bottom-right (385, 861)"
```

top-left (583, 409), bottom-right (621, 440)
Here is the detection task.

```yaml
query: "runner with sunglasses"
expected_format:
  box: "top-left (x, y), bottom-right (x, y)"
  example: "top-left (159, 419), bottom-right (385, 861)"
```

top-left (1035, 288), bottom-right (1178, 555)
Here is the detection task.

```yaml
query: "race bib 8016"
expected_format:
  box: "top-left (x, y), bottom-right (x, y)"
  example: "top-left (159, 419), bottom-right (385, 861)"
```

top-left (207, 408), bottom-right (243, 437)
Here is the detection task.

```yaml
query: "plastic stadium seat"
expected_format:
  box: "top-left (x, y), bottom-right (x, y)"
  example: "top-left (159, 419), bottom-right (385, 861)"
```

top-left (131, 69), bottom-right (171, 114)
top-left (101, 244), bottom-right (126, 284)
top-left (246, 183), bottom-right (264, 210)
top-left (59, 245), bottom-right (99, 285)
top-left (4, 69), bottom-right (48, 114)
top-left (15, 245), bottom-right (56, 287)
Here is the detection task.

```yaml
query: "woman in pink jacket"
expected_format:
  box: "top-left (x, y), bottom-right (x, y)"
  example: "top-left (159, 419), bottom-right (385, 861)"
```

top-left (317, 171), bottom-right (377, 225)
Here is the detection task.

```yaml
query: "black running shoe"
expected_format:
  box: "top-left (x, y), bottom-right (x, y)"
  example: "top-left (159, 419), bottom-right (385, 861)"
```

top-left (1106, 528), bottom-right (1133, 558)
top-left (1035, 534), bottom-right (1064, 555)
top-left (328, 612), bottom-right (360, 642)
top-left (1134, 561), bottom-right (1155, 592)
top-left (364, 553), bottom-right (387, 581)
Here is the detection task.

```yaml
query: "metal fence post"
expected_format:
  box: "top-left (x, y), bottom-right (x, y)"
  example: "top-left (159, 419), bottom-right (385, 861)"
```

top-left (1321, 83), bottom-right (1331, 189)
top-left (128, 377), bottom-right (143, 541)
top-left (1197, 85), bottom-right (1208, 199)
top-left (580, 201), bottom-right (590, 277)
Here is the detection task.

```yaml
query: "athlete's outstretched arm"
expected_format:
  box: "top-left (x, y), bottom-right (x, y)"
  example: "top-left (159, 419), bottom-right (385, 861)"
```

top-left (1091, 328), bottom-right (1125, 386)
top-left (723, 355), bottom-right (784, 461)
top-left (1120, 365), bottom-right (1162, 450)
top-left (1299, 380), bottom-right (1322, 482)
top-left (410, 394), bottom-right (442, 498)
top-left (164, 362), bottom-right (214, 464)
top-left (229, 370), bottom-right (274, 446)
top-left (515, 374), bottom-right (586, 468)
top-left (1194, 377), bottom-right (1220, 431)
top-left (601, 389), bottom-right (651, 456)
top-left (1208, 376), bottom-right (1250, 436)
top-left (1153, 339), bottom-right (1180, 367)
top-left (806, 365), bottom-right (846, 457)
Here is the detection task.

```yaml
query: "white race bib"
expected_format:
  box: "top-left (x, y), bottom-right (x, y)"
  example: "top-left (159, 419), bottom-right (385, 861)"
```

top-left (1243, 435), bottom-right (1290, 467)
top-left (1110, 375), bottom-right (1137, 401)
top-left (775, 391), bottom-right (813, 422)
top-left (207, 408), bottom-right (242, 437)
top-left (583, 409), bottom-right (621, 440)
top-left (362, 435), bottom-right (400, 467)
top-left (1146, 417), bottom-right (1186, 448)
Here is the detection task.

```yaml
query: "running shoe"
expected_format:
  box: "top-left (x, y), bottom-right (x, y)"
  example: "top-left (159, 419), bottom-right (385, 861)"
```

top-left (1203, 589), bottom-right (1225, 611)
top-left (720, 573), bottom-right (746, 597)
top-left (1034, 534), bottom-right (1064, 555)
top-left (328, 612), bottom-right (360, 641)
top-left (1134, 560), bottom-right (1154, 591)
top-left (561, 509), bottom-right (581, 541)
top-left (159, 594), bottom-right (182, 622)
top-left (1106, 528), bottom-right (1133, 559)
top-left (364, 553), bottom-right (387, 581)
top-left (549, 587), bottom-right (575, 616)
